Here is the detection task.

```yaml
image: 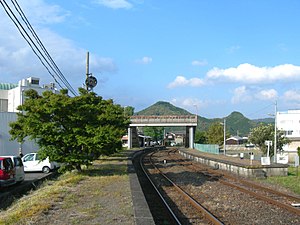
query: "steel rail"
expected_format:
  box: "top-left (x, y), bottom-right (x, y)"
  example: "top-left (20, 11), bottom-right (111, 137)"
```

top-left (148, 150), bottom-right (224, 225)
top-left (139, 150), bottom-right (182, 225)
top-left (168, 148), bottom-right (300, 216)
top-left (221, 173), bottom-right (300, 203)
top-left (219, 179), bottom-right (300, 216)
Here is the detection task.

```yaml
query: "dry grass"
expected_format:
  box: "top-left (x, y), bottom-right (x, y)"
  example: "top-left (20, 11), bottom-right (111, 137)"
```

top-left (0, 173), bottom-right (85, 225)
top-left (0, 150), bottom-right (134, 225)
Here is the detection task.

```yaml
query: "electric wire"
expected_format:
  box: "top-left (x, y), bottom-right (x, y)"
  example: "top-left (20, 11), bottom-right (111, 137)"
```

top-left (10, 0), bottom-right (77, 96)
top-left (0, 0), bottom-right (77, 96)
top-left (0, 0), bottom-right (63, 90)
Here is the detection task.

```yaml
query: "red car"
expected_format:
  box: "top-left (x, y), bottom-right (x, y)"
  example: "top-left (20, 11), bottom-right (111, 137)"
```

top-left (0, 157), bottom-right (16, 187)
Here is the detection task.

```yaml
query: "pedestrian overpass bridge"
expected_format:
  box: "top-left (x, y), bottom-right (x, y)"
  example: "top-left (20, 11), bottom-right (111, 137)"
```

top-left (128, 115), bottom-right (197, 149)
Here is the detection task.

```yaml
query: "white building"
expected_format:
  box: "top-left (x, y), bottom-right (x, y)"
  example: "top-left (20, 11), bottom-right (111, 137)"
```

top-left (0, 77), bottom-right (58, 155)
top-left (0, 77), bottom-right (57, 112)
top-left (277, 109), bottom-right (300, 162)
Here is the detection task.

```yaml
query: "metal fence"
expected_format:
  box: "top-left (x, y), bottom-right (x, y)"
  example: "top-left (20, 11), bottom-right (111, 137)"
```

top-left (194, 143), bottom-right (220, 154)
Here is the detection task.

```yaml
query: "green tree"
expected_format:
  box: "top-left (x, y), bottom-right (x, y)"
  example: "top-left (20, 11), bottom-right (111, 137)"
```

top-left (206, 122), bottom-right (229, 145)
top-left (143, 127), bottom-right (164, 142)
top-left (9, 88), bottom-right (129, 172)
top-left (124, 106), bottom-right (134, 117)
top-left (195, 130), bottom-right (207, 144)
top-left (249, 124), bottom-right (290, 156)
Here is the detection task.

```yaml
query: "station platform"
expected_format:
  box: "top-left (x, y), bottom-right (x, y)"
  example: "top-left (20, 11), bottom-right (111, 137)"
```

top-left (127, 149), bottom-right (155, 225)
top-left (179, 148), bottom-right (289, 178)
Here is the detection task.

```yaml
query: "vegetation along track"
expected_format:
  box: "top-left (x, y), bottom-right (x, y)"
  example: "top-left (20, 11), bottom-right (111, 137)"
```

top-left (143, 148), bottom-right (300, 225)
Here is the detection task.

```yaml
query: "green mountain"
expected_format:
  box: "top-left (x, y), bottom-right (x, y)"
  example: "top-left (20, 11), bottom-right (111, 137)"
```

top-left (135, 101), bottom-right (192, 115)
top-left (135, 101), bottom-right (273, 136)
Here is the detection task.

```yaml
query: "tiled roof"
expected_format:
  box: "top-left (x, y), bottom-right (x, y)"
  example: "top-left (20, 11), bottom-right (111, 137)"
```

top-left (0, 83), bottom-right (18, 90)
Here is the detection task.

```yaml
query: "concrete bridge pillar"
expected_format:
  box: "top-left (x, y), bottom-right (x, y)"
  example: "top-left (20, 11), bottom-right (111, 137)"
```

top-left (128, 127), bottom-right (132, 149)
top-left (189, 126), bottom-right (195, 149)
top-left (127, 127), bottom-right (139, 149)
top-left (185, 126), bottom-right (195, 149)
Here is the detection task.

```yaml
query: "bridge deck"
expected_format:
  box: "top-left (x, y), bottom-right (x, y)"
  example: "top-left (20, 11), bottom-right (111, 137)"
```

top-left (130, 115), bottom-right (197, 127)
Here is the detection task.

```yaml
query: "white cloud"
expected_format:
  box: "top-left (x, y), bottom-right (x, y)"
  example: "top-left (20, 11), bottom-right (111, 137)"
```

top-left (256, 89), bottom-right (278, 100)
top-left (227, 45), bottom-right (240, 54)
top-left (283, 90), bottom-right (300, 102)
top-left (231, 86), bottom-right (252, 104)
top-left (15, 0), bottom-right (70, 25)
top-left (191, 60), bottom-right (207, 66)
top-left (171, 98), bottom-right (208, 114)
top-left (0, 1), bottom-right (117, 86)
top-left (167, 76), bottom-right (188, 88)
top-left (135, 56), bottom-right (152, 64)
top-left (167, 76), bottom-right (205, 88)
top-left (94, 0), bottom-right (133, 9)
top-left (207, 63), bottom-right (300, 84)
top-left (171, 97), bottom-right (226, 115)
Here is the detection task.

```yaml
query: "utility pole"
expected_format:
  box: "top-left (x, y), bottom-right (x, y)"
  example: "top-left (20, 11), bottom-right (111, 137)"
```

top-left (274, 101), bottom-right (277, 163)
top-left (85, 51), bottom-right (97, 92)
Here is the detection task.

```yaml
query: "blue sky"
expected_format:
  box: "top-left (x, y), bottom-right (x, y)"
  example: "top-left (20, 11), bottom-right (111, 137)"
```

top-left (1, 0), bottom-right (300, 119)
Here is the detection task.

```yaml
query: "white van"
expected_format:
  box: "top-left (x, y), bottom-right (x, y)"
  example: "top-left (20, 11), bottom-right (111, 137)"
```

top-left (22, 153), bottom-right (60, 173)
top-left (8, 156), bottom-right (25, 183)
top-left (0, 155), bottom-right (25, 183)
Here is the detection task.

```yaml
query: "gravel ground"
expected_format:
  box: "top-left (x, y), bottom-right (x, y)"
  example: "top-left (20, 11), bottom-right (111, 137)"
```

top-left (149, 149), bottom-right (300, 225)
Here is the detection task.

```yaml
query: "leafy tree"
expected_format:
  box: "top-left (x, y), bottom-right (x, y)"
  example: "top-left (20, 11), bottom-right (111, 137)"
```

top-left (249, 124), bottom-right (290, 156)
top-left (195, 130), bottom-right (207, 144)
top-left (124, 106), bottom-right (134, 117)
top-left (206, 122), bottom-right (229, 145)
top-left (10, 88), bottom-right (129, 172)
top-left (143, 127), bottom-right (164, 142)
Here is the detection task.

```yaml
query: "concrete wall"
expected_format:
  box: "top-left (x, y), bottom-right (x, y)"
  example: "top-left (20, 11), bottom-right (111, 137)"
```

top-left (0, 112), bottom-right (38, 156)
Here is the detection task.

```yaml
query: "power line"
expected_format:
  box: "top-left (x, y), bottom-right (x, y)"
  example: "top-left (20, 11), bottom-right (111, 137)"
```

top-left (0, 0), bottom-right (77, 96)
top-left (10, 0), bottom-right (77, 96)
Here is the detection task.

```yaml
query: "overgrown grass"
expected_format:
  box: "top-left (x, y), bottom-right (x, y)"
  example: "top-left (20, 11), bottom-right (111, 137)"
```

top-left (0, 149), bottom-right (133, 225)
top-left (0, 173), bottom-right (85, 225)
top-left (264, 166), bottom-right (300, 195)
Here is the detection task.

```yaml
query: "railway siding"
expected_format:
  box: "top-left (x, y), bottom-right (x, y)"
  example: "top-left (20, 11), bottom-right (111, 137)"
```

top-left (144, 148), bottom-right (300, 224)
top-left (179, 148), bottom-right (288, 178)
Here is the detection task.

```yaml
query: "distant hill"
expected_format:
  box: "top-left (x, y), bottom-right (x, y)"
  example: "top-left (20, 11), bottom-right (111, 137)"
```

top-left (252, 117), bottom-right (274, 124)
top-left (135, 101), bottom-right (273, 136)
top-left (135, 101), bottom-right (192, 116)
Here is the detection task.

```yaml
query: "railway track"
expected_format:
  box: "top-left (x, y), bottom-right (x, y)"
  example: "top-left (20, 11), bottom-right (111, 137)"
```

top-left (168, 149), bottom-right (300, 215)
top-left (132, 148), bottom-right (179, 225)
top-left (143, 150), bottom-right (224, 224)
top-left (141, 148), bottom-right (300, 224)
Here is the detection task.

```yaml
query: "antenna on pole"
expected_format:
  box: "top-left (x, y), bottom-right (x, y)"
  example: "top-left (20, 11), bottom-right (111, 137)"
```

top-left (86, 51), bottom-right (89, 90)
top-left (85, 51), bottom-right (97, 92)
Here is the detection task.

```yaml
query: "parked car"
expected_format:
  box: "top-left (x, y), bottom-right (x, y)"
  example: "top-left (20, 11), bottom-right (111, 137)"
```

top-left (22, 153), bottom-right (60, 173)
top-left (3, 156), bottom-right (25, 183)
top-left (0, 157), bottom-right (16, 187)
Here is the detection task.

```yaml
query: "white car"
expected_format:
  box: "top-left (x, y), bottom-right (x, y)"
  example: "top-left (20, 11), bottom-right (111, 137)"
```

top-left (22, 153), bottom-right (60, 173)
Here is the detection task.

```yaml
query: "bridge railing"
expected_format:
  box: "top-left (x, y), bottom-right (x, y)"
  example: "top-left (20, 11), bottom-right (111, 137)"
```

top-left (130, 115), bottom-right (197, 124)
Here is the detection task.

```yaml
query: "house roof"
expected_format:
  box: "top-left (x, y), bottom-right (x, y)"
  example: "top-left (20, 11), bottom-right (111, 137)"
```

top-left (0, 83), bottom-right (18, 90)
top-left (226, 136), bottom-right (244, 141)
